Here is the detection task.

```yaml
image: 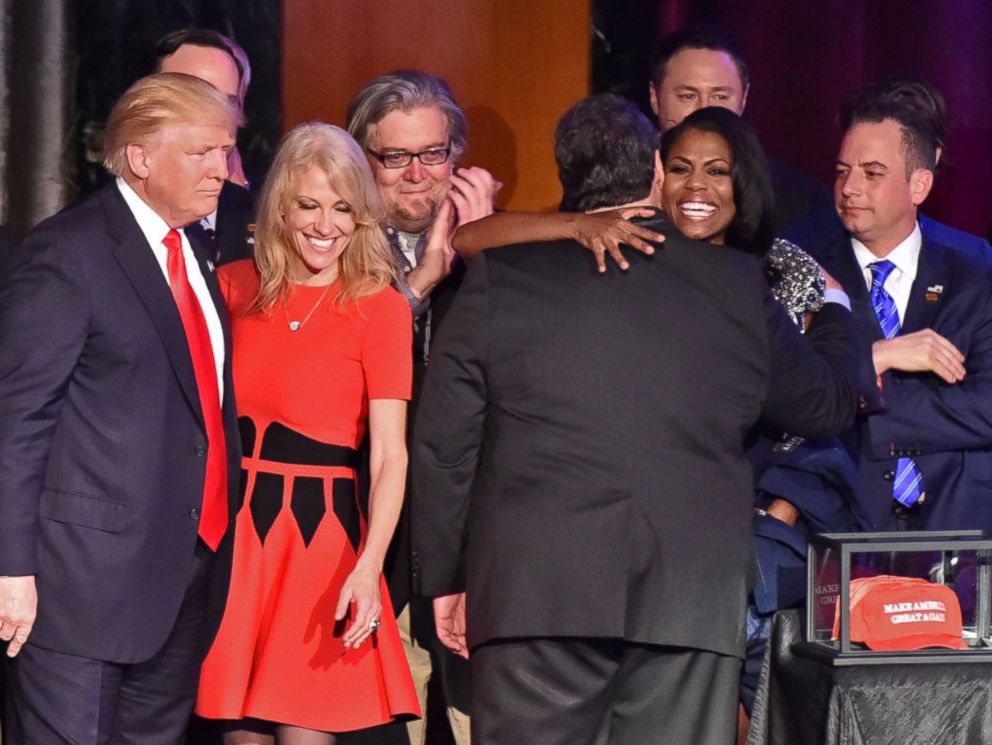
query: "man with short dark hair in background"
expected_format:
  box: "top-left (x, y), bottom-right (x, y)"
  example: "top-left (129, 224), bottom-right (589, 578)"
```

top-left (155, 28), bottom-right (255, 266)
top-left (0, 73), bottom-right (242, 745)
top-left (648, 26), bottom-right (831, 233)
top-left (788, 98), bottom-right (992, 534)
top-left (346, 69), bottom-right (500, 745)
top-left (412, 93), bottom-right (858, 745)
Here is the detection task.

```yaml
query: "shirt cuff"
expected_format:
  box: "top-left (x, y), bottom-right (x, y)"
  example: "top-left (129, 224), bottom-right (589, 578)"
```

top-left (395, 274), bottom-right (431, 318)
top-left (823, 288), bottom-right (851, 311)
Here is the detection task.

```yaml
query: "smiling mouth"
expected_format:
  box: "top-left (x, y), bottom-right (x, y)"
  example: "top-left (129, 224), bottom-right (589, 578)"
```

top-left (677, 200), bottom-right (717, 221)
top-left (306, 235), bottom-right (337, 251)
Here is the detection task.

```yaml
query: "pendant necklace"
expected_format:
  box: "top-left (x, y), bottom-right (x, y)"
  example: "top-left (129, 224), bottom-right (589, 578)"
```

top-left (285, 282), bottom-right (333, 332)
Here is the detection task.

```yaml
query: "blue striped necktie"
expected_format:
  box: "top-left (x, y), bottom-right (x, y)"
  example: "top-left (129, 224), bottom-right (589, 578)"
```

top-left (869, 260), bottom-right (924, 509)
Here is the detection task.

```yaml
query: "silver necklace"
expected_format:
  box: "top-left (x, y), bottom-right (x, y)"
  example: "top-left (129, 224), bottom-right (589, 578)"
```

top-left (285, 283), bottom-right (333, 332)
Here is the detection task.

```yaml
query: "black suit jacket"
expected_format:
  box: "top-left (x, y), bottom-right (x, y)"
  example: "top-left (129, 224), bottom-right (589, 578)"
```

top-left (768, 157), bottom-right (832, 235)
top-left (787, 215), bottom-right (992, 532)
top-left (0, 183), bottom-right (241, 663)
top-left (187, 180), bottom-right (256, 267)
top-left (411, 213), bottom-right (857, 658)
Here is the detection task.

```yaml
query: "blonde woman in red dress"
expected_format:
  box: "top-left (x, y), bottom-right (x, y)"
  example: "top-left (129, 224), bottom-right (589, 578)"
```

top-left (196, 122), bottom-right (419, 744)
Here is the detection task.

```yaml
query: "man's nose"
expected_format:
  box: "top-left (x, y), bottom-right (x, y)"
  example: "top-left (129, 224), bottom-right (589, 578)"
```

top-left (403, 158), bottom-right (428, 182)
top-left (840, 171), bottom-right (861, 196)
top-left (208, 149), bottom-right (229, 181)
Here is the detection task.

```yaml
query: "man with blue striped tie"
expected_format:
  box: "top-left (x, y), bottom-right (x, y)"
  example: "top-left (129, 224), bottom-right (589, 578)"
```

top-left (797, 97), bottom-right (992, 532)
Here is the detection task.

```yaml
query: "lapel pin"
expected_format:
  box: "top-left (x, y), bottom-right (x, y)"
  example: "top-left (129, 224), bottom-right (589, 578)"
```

top-left (927, 284), bottom-right (944, 294)
top-left (925, 284), bottom-right (943, 303)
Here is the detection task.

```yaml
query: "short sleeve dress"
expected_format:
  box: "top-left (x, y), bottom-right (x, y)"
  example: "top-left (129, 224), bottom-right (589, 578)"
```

top-left (196, 260), bottom-right (419, 732)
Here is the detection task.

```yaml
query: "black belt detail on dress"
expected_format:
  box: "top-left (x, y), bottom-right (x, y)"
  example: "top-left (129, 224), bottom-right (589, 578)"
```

top-left (250, 472), bottom-right (282, 544)
top-left (332, 478), bottom-right (362, 552)
top-left (291, 476), bottom-right (326, 547)
top-left (238, 416), bottom-right (257, 457)
top-left (237, 468), bottom-right (249, 511)
top-left (259, 421), bottom-right (360, 468)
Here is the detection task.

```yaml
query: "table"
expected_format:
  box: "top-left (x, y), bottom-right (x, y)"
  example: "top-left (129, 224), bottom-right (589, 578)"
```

top-left (747, 610), bottom-right (992, 745)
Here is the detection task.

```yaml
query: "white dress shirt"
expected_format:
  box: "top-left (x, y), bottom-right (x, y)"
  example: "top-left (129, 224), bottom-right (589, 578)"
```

top-left (116, 178), bottom-right (225, 399)
top-left (851, 223), bottom-right (922, 325)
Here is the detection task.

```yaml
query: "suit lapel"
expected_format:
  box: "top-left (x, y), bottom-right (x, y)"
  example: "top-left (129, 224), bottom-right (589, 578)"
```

top-left (187, 229), bottom-right (234, 381)
top-left (102, 185), bottom-right (205, 424)
top-left (901, 237), bottom-right (948, 335)
top-left (823, 232), bottom-right (886, 343)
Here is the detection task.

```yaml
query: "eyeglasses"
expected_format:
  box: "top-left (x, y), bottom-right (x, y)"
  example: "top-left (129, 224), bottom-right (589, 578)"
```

top-left (366, 146), bottom-right (451, 169)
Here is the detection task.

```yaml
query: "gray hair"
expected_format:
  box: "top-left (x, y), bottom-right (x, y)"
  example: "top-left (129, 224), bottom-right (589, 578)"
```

top-left (346, 69), bottom-right (467, 163)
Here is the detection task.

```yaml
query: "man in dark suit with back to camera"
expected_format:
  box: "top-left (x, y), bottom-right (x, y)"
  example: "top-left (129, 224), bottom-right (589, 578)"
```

top-left (156, 28), bottom-right (256, 266)
top-left (411, 93), bottom-right (859, 745)
top-left (0, 73), bottom-right (242, 744)
top-left (786, 99), bottom-right (992, 533)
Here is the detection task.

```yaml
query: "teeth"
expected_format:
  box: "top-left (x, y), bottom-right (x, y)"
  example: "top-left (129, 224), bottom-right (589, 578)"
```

top-left (679, 202), bottom-right (716, 219)
top-left (309, 236), bottom-right (335, 249)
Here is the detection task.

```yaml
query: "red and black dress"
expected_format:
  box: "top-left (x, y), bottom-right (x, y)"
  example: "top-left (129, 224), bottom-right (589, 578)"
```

top-left (196, 260), bottom-right (419, 732)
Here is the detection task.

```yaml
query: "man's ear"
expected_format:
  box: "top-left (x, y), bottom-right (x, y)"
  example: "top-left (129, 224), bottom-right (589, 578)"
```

top-left (650, 150), bottom-right (665, 208)
top-left (649, 83), bottom-right (660, 117)
top-left (909, 168), bottom-right (934, 206)
top-left (125, 143), bottom-right (151, 180)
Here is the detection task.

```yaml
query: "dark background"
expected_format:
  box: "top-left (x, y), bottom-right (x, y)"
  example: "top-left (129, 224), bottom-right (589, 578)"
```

top-left (74, 0), bottom-right (282, 197)
top-left (591, 0), bottom-right (992, 238)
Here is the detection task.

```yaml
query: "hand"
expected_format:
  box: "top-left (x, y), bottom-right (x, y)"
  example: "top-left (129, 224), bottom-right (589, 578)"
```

top-left (407, 197), bottom-right (457, 298)
top-left (764, 498), bottom-right (801, 527)
top-left (569, 208), bottom-right (664, 273)
top-left (873, 329), bottom-right (965, 384)
top-left (0, 575), bottom-right (38, 657)
top-left (434, 592), bottom-right (468, 659)
top-left (335, 560), bottom-right (382, 649)
top-left (449, 167), bottom-right (502, 226)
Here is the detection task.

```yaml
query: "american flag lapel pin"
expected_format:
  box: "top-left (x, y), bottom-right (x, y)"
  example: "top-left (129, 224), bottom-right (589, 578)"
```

top-left (925, 284), bottom-right (943, 302)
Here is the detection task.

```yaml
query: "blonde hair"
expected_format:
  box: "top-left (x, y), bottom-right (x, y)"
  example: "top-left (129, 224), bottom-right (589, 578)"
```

top-left (251, 122), bottom-right (396, 312)
top-left (104, 73), bottom-right (243, 176)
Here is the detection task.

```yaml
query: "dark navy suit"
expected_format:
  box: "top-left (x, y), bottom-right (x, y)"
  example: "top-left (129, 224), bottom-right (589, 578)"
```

top-left (785, 211), bottom-right (992, 531)
top-left (0, 183), bottom-right (241, 743)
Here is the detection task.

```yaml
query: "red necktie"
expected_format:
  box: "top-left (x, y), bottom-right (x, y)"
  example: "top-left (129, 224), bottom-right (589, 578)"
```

top-left (164, 229), bottom-right (228, 550)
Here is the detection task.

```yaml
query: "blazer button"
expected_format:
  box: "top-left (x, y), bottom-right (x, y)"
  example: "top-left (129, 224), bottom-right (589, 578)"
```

top-left (883, 470), bottom-right (895, 481)
top-left (193, 445), bottom-right (206, 456)
top-left (189, 507), bottom-right (200, 520)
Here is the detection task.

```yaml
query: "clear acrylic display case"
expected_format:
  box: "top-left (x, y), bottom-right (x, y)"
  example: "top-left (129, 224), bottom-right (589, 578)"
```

top-left (795, 530), bottom-right (992, 665)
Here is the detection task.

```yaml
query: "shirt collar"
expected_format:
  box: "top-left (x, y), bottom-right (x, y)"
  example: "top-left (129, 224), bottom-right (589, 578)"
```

top-left (115, 177), bottom-right (180, 248)
top-left (851, 222), bottom-right (922, 282)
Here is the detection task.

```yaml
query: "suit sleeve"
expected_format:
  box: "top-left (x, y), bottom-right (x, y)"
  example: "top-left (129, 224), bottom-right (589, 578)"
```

top-left (0, 228), bottom-right (90, 574)
top-left (410, 253), bottom-right (490, 597)
top-left (865, 288), bottom-right (992, 456)
top-left (760, 286), bottom-right (859, 438)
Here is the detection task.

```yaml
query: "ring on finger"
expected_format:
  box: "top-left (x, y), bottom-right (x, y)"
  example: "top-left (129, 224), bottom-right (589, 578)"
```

top-left (369, 618), bottom-right (381, 632)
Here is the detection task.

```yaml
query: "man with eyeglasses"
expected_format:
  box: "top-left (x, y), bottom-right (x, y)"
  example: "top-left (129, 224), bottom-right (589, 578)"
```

top-left (346, 69), bottom-right (499, 745)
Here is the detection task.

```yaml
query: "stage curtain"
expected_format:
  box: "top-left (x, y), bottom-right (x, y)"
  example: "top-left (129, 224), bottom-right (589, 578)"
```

top-left (600, 0), bottom-right (992, 237)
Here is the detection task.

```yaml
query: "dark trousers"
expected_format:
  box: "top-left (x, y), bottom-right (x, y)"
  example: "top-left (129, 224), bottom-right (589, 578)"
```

top-left (471, 637), bottom-right (740, 745)
top-left (5, 543), bottom-right (214, 745)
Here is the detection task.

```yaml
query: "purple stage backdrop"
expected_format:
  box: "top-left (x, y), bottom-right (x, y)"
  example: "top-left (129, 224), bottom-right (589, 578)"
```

top-left (646, 0), bottom-right (992, 237)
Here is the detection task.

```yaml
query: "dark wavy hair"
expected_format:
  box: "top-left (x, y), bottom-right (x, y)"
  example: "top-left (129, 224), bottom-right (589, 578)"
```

top-left (659, 106), bottom-right (775, 259)
top-left (555, 93), bottom-right (658, 213)
top-left (841, 76), bottom-right (946, 167)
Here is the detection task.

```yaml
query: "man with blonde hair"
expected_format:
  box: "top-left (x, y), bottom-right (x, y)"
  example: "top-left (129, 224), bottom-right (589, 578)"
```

top-left (0, 73), bottom-right (242, 744)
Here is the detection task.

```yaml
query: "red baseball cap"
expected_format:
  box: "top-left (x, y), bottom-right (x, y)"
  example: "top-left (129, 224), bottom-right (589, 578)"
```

top-left (833, 575), bottom-right (967, 651)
